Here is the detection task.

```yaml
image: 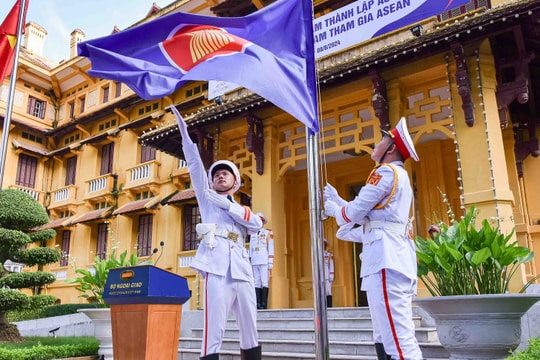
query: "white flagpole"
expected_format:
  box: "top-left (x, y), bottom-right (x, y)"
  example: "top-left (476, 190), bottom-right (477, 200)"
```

top-left (0, 0), bottom-right (27, 188)
top-left (306, 129), bottom-right (330, 360)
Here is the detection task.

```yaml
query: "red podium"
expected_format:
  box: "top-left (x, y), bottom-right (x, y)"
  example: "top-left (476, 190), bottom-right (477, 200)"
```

top-left (103, 265), bottom-right (191, 360)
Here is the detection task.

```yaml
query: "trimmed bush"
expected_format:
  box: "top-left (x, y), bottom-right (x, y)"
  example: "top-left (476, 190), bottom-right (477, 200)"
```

top-left (0, 336), bottom-right (99, 360)
top-left (507, 338), bottom-right (540, 359)
top-left (42, 303), bottom-right (102, 318)
top-left (7, 303), bottom-right (102, 322)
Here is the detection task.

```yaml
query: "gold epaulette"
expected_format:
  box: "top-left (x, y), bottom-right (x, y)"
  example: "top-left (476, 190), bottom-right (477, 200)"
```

top-left (366, 163), bottom-right (398, 209)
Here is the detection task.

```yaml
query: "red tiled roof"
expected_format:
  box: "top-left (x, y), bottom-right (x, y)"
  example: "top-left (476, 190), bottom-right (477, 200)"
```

top-left (163, 189), bottom-right (196, 204)
top-left (39, 217), bottom-right (73, 230)
top-left (11, 139), bottom-right (49, 156)
top-left (70, 207), bottom-right (112, 225)
top-left (112, 197), bottom-right (160, 215)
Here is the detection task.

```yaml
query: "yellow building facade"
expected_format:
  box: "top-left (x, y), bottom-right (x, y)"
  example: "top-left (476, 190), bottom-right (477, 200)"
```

top-left (1, 0), bottom-right (539, 309)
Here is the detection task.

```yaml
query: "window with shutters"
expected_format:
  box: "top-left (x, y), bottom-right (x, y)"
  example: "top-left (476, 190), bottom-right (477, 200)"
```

top-left (68, 101), bottom-right (75, 119)
top-left (183, 204), bottom-right (200, 251)
top-left (16, 154), bottom-right (37, 188)
top-left (79, 96), bottom-right (86, 113)
top-left (102, 86), bottom-right (109, 103)
top-left (27, 96), bottom-right (46, 119)
top-left (100, 143), bottom-right (114, 175)
top-left (60, 230), bottom-right (71, 267)
top-left (96, 223), bottom-right (108, 260)
top-left (115, 82), bottom-right (122, 98)
top-left (137, 214), bottom-right (153, 257)
top-left (65, 156), bottom-right (77, 186)
top-left (140, 144), bottom-right (156, 163)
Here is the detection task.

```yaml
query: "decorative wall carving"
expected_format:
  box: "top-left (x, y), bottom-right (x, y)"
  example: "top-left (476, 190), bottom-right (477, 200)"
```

top-left (246, 114), bottom-right (264, 175)
top-left (451, 42), bottom-right (474, 127)
top-left (369, 69), bottom-right (389, 131)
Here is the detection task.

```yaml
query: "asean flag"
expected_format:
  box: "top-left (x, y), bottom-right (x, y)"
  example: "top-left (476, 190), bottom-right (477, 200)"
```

top-left (78, 0), bottom-right (319, 133)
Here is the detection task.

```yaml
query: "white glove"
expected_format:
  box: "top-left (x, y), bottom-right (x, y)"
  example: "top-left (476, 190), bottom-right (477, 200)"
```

top-left (170, 106), bottom-right (193, 145)
top-left (205, 189), bottom-right (231, 210)
top-left (324, 184), bottom-right (347, 206)
top-left (336, 223), bottom-right (364, 243)
top-left (324, 199), bottom-right (340, 219)
top-left (268, 262), bottom-right (273, 270)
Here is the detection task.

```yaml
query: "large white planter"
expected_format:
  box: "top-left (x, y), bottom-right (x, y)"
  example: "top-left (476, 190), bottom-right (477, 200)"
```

top-left (415, 294), bottom-right (540, 359)
top-left (78, 308), bottom-right (113, 360)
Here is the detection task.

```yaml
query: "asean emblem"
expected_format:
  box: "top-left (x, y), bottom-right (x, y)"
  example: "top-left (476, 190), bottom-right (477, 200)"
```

top-left (161, 24), bottom-right (251, 73)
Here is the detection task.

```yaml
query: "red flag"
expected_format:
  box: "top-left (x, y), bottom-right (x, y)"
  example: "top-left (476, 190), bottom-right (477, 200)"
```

top-left (0, 0), bottom-right (28, 81)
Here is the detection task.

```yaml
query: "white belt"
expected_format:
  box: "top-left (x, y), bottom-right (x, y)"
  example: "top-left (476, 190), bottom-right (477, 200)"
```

top-left (215, 228), bottom-right (244, 243)
top-left (364, 220), bottom-right (406, 234)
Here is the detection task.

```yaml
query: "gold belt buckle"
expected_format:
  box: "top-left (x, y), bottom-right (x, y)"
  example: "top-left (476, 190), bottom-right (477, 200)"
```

top-left (227, 232), bottom-right (239, 241)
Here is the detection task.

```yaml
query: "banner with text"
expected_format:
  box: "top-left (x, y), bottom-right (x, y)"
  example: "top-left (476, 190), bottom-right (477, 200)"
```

top-left (314, 0), bottom-right (469, 59)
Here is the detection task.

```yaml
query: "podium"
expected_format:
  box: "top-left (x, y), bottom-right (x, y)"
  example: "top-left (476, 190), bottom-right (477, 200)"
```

top-left (103, 265), bottom-right (191, 360)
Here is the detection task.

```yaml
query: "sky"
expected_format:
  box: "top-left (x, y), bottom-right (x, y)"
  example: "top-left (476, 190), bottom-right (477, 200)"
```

top-left (0, 0), bottom-right (172, 64)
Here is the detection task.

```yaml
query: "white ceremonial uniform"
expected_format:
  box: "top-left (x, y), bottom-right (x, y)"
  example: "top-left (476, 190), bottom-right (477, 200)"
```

top-left (249, 228), bottom-right (274, 288)
top-left (323, 250), bottom-right (334, 296)
top-left (184, 142), bottom-right (263, 356)
top-left (332, 162), bottom-right (423, 360)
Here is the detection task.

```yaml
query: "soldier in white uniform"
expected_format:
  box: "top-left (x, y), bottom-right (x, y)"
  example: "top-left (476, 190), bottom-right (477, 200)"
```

top-left (324, 117), bottom-right (423, 360)
top-left (323, 238), bottom-right (335, 307)
top-left (172, 107), bottom-right (263, 360)
top-left (249, 213), bottom-right (274, 309)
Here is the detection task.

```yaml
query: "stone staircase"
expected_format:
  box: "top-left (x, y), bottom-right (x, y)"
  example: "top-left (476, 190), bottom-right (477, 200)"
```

top-left (177, 307), bottom-right (449, 360)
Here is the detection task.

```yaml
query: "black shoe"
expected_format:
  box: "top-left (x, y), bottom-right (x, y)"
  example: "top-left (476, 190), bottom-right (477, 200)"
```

top-left (326, 295), bottom-right (333, 308)
top-left (200, 353), bottom-right (219, 360)
top-left (374, 343), bottom-right (391, 360)
top-left (261, 287), bottom-right (269, 309)
top-left (240, 345), bottom-right (261, 360)
top-left (255, 287), bottom-right (262, 309)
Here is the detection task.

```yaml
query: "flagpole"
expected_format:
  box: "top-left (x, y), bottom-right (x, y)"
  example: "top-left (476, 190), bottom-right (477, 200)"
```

top-left (0, 0), bottom-right (27, 188)
top-left (306, 129), bottom-right (330, 360)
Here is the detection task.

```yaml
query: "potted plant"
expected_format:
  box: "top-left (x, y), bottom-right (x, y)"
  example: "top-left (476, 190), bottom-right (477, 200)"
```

top-left (66, 249), bottom-right (141, 306)
top-left (414, 203), bottom-right (540, 359)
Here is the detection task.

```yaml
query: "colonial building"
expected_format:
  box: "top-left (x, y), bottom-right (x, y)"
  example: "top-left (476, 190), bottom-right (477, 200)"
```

top-left (1, 0), bottom-right (539, 309)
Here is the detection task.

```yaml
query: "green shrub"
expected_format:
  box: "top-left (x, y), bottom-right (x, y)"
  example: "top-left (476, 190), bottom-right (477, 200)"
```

top-left (0, 289), bottom-right (29, 311)
top-left (506, 338), bottom-right (540, 359)
top-left (27, 295), bottom-right (56, 309)
top-left (5, 295), bottom-right (56, 322)
top-left (42, 303), bottom-right (102, 318)
top-left (7, 303), bottom-right (102, 322)
top-left (6, 308), bottom-right (43, 322)
top-left (0, 336), bottom-right (99, 360)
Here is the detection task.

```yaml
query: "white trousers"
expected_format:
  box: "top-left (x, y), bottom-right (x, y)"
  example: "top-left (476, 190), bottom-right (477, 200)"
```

top-left (363, 269), bottom-right (423, 360)
top-left (325, 279), bottom-right (332, 296)
top-left (200, 270), bottom-right (259, 356)
top-left (252, 264), bottom-right (269, 287)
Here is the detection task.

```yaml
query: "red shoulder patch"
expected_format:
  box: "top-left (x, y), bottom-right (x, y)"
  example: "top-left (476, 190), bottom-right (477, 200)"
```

top-left (367, 173), bottom-right (382, 186)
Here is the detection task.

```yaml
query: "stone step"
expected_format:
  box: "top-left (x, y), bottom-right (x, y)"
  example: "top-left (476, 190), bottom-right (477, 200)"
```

top-left (254, 307), bottom-right (375, 319)
top-left (191, 326), bottom-right (437, 343)
top-left (178, 307), bottom-right (449, 360)
top-left (177, 347), bottom-right (379, 360)
top-left (179, 337), bottom-right (448, 357)
top-left (178, 341), bottom-right (449, 360)
top-left (236, 315), bottom-right (422, 330)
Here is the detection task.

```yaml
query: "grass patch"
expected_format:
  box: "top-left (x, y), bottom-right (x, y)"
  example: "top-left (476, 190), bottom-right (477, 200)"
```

top-left (0, 336), bottom-right (99, 360)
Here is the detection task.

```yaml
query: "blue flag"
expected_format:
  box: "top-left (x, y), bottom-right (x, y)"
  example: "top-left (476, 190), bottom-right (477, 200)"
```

top-left (78, 0), bottom-right (319, 133)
